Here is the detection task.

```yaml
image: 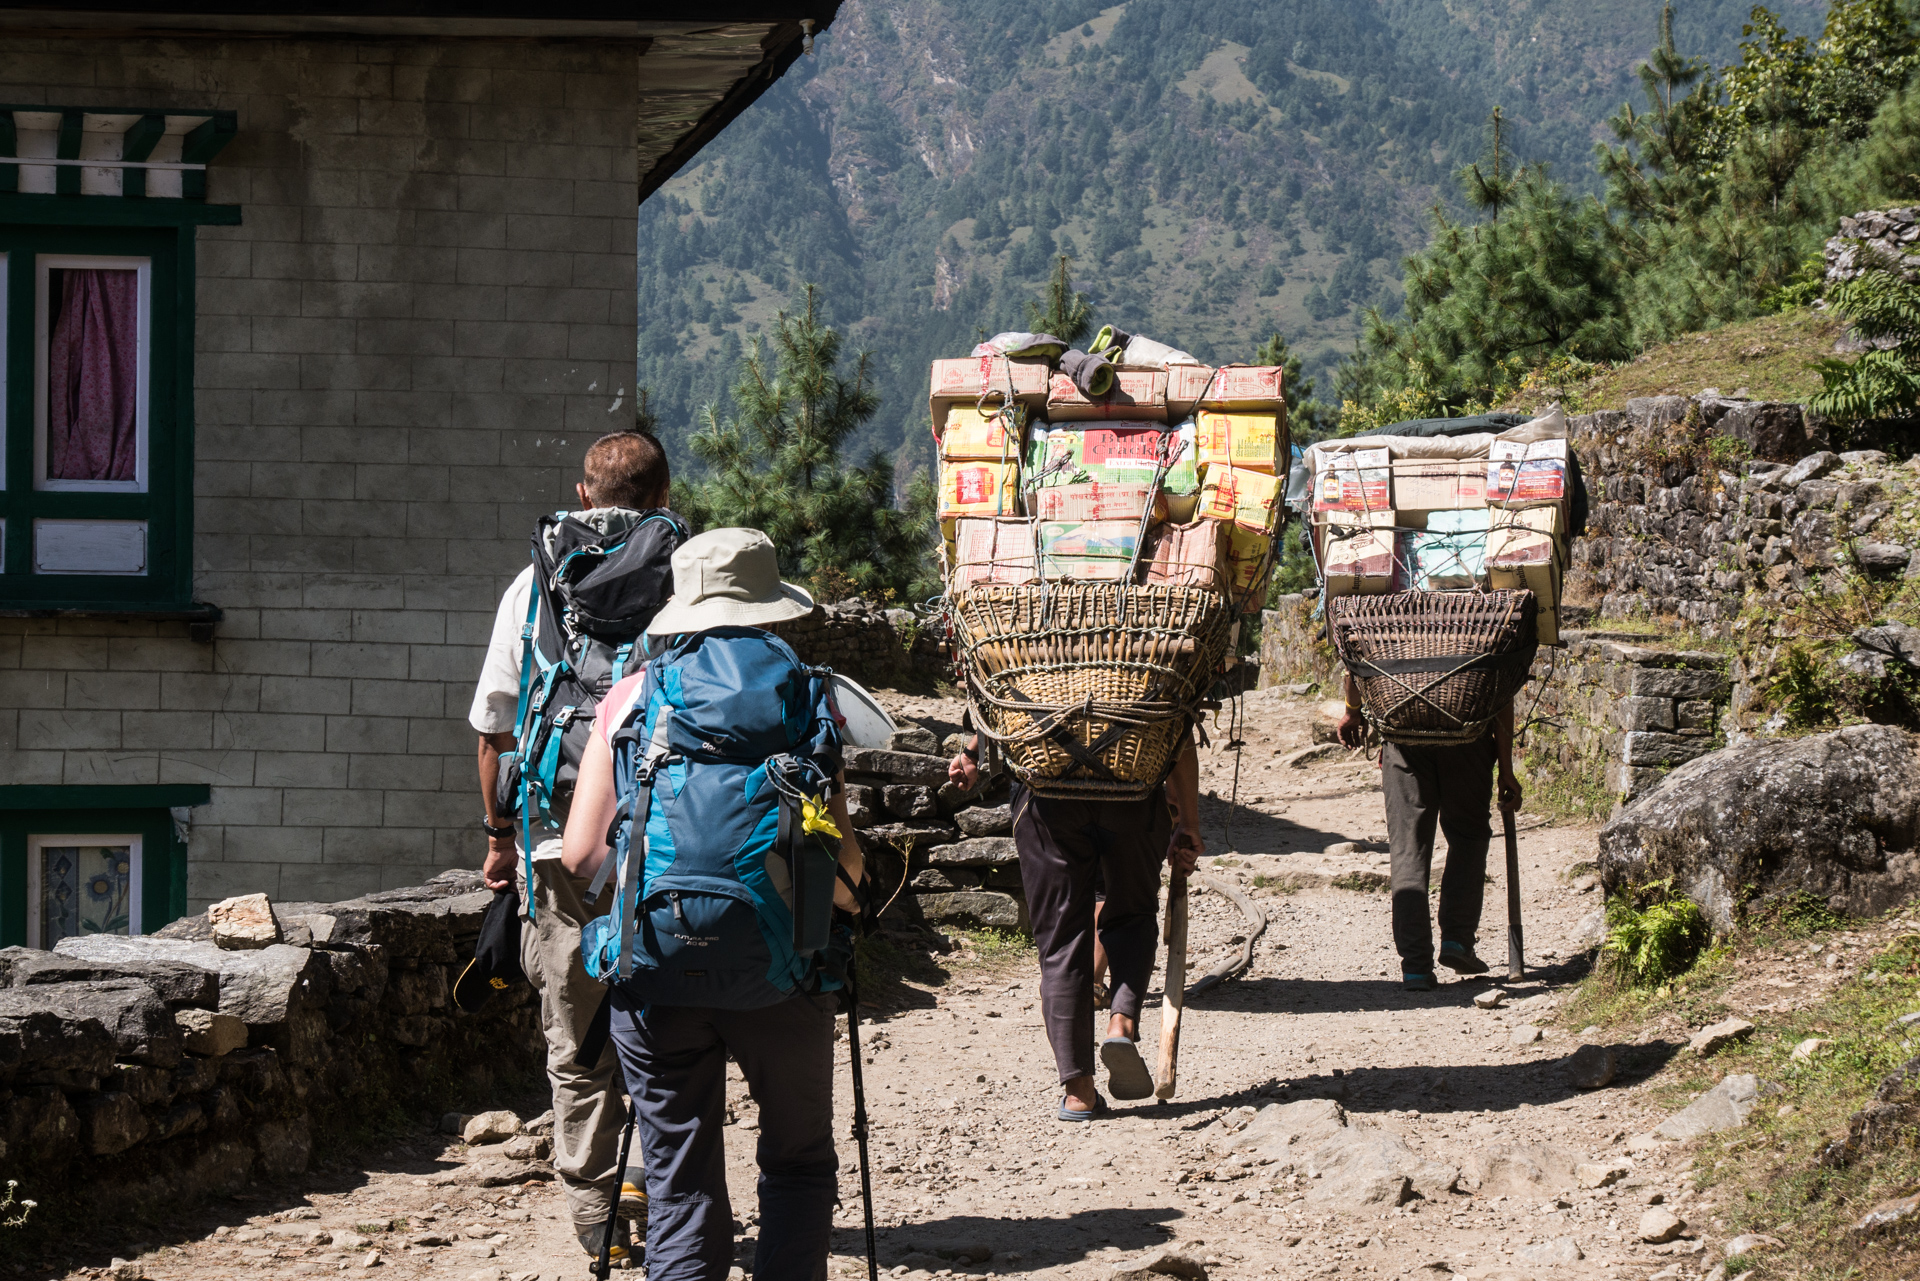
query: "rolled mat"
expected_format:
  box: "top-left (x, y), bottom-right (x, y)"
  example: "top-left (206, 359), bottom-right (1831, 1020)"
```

top-left (1058, 348), bottom-right (1115, 397)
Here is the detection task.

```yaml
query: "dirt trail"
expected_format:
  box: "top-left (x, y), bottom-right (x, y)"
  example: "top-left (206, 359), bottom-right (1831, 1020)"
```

top-left (84, 688), bottom-right (1716, 1281)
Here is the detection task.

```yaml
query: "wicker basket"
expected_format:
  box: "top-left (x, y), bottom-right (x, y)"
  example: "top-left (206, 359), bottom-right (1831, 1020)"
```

top-left (1328, 589), bottom-right (1539, 745)
top-left (952, 582), bottom-right (1234, 801)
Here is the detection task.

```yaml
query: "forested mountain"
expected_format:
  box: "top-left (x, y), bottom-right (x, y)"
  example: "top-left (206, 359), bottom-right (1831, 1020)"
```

top-left (635, 0), bottom-right (1821, 477)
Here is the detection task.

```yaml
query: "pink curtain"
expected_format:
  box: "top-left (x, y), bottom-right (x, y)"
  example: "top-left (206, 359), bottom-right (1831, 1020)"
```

top-left (48, 268), bottom-right (139, 483)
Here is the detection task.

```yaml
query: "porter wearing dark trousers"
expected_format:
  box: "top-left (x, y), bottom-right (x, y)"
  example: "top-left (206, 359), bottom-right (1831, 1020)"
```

top-left (949, 734), bottom-right (1204, 1117)
top-left (1336, 674), bottom-right (1522, 991)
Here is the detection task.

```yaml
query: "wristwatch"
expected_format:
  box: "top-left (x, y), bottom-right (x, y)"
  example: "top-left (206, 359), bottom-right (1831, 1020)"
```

top-left (480, 816), bottom-right (516, 839)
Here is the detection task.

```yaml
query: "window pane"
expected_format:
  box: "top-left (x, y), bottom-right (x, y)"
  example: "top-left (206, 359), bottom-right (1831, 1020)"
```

top-left (46, 267), bottom-right (141, 483)
top-left (40, 842), bottom-right (134, 948)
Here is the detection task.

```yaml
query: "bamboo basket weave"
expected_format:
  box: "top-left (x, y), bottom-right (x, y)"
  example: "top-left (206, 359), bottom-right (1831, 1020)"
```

top-left (952, 582), bottom-right (1234, 800)
top-left (1328, 590), bottom-right (1539, 745)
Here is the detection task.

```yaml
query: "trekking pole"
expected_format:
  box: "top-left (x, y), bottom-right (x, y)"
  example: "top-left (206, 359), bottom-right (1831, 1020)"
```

top-left (593, 1098), bottom-right (639, 1279)
top-left (1503, 806), bottom-right (1525, 982)
top-left (845, 970), bottom-right (879, 1281)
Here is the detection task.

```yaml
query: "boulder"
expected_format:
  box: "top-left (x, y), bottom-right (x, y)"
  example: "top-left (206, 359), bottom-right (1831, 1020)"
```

top-left (882, 785), bottom-right (939, 820)
top-left (1575, 1159), bottom-right (1631, 1189)
top-left (0, 980), bottom-right (180, 1067)
top-left (1823, 1053), bottom-right (1920, 1167)
top-left (462, 1110), bottom-right (522, 1144)
top-left (1853, 1191), bottom-right (1920, 1236)
top-left (925, 838), bottom-right (1018, 868)
top-left (0, 946), bottom-right (218, 1008)
top-left (1303, 1130), bottom-right (1454, 1206)
top-left (953, 805), bottom-right (1012, 838)
top-left (1654, 1074), bottom-right (1776, 1140)
top-left (208, 893), bottom-right (283, 950)
top-left (1638, 1208), bottom-right (1685, 1243)
top-left (1689, 1018), bottom-right (1755, 1057)
top-left (175, 1008), bottom-right (248, 1057)
top-left (1234, 1098), bottom-right (1350, 1161)
top-left (1598, 725), bottom-right (1920, 930)
top-left (81, 1090), bottom-right (149, 1155)
top-left (845, 748), bottom-right (949, 787)
top-left (1856, 543), bottom-right (1912, 576)
top-left (888, 724), bottom-right (943, 756)
top-left (915, 892), bottom-right (1027, 932)
top-left (1516, 1238), bottom-right (1583, 1266)
top-left (1716, 403), bottom-right (1825, 462)
top-left (1566, 1044), bottom-right (1617, 1089)
top-left (1461, 1142), bottom-right (1586, 1196)
top-left (1780, 451), bottom-right (1838, 487)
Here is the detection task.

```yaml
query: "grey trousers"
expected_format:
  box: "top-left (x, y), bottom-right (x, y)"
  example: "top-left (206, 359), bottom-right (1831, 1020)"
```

top-left (1012, 782), bottom-right (1172, 1083)
top-left (1381, 737), bottom-right (1496, 974)
top-left (609, 989), bottom-right (839, 1281)
top-left (518, 843), bottom-right (627, 1234)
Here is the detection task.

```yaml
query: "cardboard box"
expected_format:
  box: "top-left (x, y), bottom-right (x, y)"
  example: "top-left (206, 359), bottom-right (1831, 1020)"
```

top-left (1312, 447), bottom-right (1390, 516)
top-left (1194, 411), bottom-right (1284, 474)
top-left (939, 459), bottom-right (1021, 518)
top-left (1028, 482), bottom-right (1161, 523)
top-left (937, 403), bottom-right (1027, 461)
top-left (1167, 363), bottom-right (1286, 412)
top-left (1403, 510), bottom-right (1489, 592)
top-left (1488, 505), bottom-right (1563, 537)
top-left (946, 516), bottom-right (1039, 590)
top-left (1488, 437), bottom-right (1568, 507)
top-left (1226, 526), bottom-right (1274, 609)
top-left (1046, 368), bottom-right (1169, 422)
top-left (1489, 557), bottom-right (1563, 645)
top-left (1038, 520), bottom-right (1142, 581)
top-left (1322, 527), bottom-right (1397, 598)
top-left (1139, 519), bottom-right (1228, 590)
top-left (1026, 422), bottom-right (1197, 491)
top-left (1197, 465), bottom-right (1282, 533)
top-left (930, 355), bottom-right (1051, 403)
top-left (1391, 458), bottom-right (1487, 513)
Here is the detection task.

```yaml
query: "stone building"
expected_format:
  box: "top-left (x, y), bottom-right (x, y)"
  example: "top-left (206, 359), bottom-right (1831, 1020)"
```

top-left (0, 2), bottom-right (838, 947)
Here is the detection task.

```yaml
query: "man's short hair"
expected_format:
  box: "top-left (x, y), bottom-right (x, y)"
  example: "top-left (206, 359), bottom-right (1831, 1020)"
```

top-left (582, 431), bottom-right (670, 509)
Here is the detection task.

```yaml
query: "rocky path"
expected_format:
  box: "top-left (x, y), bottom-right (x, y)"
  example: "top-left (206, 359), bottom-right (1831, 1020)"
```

top-left (88, 689), bottom-right (1719, 1281)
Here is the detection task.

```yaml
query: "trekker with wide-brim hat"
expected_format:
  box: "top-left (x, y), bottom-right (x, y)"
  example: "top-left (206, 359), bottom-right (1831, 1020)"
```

top-left (562, 528), bottom-right (866, 1281)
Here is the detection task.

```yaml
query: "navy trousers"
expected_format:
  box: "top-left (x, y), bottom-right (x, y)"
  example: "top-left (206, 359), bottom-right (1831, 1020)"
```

top-left (608, 988), bottom-right (839, 1281)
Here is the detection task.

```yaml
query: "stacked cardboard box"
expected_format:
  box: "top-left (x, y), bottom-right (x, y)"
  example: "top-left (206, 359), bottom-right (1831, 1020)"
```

top-left (934, 352), bottom-right (1289, 608)
top-left (1305, 421), bottom-right (1573, 644)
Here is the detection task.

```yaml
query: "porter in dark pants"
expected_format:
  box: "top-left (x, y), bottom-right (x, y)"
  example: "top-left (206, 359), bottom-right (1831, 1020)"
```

top-left (608, 989), bottom-right (839, 1281)
top-left (1381, 735), bottom-right (1496, 975)
top-left (1013, 781), bottom-right (1172, 1083)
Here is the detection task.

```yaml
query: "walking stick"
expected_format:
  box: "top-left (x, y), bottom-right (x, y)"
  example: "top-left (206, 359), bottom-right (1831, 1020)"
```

top-left (592, 1098), bottom-right (638, 1278)
top-left (846, 971), bottom-right (879, 1281)
top-left (1503, 806), bottom-right (1525, 982)
top-left (1154, 871), bottom-right (1189, 1101)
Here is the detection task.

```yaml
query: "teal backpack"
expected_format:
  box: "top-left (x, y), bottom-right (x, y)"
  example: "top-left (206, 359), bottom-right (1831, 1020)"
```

top-left (580, 628), bottom-right (855, 1008)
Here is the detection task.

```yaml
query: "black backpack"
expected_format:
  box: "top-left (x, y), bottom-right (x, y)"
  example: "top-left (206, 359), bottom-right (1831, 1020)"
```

top-left (496, 508), bottom-right (689, 840)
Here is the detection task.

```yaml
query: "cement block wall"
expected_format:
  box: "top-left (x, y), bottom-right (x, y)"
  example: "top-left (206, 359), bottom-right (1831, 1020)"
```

top-left (0, 37), bottom-right (639, 908)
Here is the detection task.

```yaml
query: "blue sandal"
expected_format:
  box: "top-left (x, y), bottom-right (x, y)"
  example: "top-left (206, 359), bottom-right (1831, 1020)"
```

top-left (1100, 1036), bottom-right (1156, 1100)
top-left (1057, 1092), bottom-right (1109, 1122)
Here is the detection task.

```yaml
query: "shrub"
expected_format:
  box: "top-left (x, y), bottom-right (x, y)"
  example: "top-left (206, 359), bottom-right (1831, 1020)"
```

top-left (1603, 879), bottom-right (1712, 986)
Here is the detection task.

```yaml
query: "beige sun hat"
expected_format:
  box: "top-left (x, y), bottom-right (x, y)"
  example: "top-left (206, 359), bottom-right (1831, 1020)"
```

top-left (646, 527), bottom-right (816, 636)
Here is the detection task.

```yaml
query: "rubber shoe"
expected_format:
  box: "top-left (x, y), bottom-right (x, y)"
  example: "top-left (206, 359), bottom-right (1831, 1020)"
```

top-left (1439, 941), bottom-right (1491, 975)
top-left (1403, 972), bottom-right (1437, 992)
top-left (618, 1169), bottom-right (648, 1233)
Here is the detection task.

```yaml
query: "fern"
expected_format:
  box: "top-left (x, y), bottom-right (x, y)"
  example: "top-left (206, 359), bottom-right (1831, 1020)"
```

top-left (1603, 879), bottom-right (1711, 987)
top-left (1811, 256), bottom-right (1920, 425)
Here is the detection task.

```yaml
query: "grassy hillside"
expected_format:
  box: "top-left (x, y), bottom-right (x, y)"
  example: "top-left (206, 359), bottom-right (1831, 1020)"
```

top-left (636, 0), bottom-right (1825, 481)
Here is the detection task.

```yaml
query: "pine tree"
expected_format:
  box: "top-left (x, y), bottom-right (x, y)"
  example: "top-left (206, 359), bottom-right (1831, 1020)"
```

top-left (679, 285), bottom-right (938, 603)
top-left (1026, 254), bottom-right (1093, 344)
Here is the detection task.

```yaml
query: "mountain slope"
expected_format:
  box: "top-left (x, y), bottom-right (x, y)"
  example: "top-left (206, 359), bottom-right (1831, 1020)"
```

top-left (637, 0), bottom-right (1825, 480)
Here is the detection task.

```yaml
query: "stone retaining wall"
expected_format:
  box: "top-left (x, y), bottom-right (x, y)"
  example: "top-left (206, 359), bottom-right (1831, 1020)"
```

top-left (772, 600), bottom-right (949, 686)
top-left (1521, 636), bottom-right (1733, 813)
top-left (843, 727), bottom-right (1026, 934)
top-left (0, 872), bottom-right (540, 1209)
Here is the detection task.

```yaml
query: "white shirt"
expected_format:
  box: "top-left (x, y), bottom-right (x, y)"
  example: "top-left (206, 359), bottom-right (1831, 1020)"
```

top-left (470, 563), bottom-right (538, 735)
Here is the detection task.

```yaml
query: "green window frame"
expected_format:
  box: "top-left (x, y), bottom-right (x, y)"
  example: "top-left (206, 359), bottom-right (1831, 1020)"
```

top-left (0, 784), bottom-right (206, 948)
